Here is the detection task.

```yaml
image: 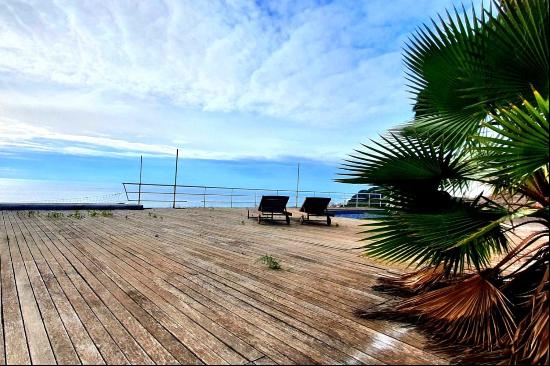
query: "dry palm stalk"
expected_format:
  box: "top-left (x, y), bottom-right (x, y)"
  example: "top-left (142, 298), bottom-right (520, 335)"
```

top-left (396, 273), bottom-right (516, 349)
top-left (511, 269), bottom-right (549, 365)
top-left (375, 265), bottom-right (447, 295)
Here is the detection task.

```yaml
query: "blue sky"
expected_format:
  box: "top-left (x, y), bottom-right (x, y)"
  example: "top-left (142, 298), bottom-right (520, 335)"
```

top-left (0, 0), bottom-right (481, 195)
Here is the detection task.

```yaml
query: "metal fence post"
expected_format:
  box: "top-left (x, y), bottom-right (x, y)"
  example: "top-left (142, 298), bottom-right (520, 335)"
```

top-left (138, 155), bottom-right (143, 205)
top-left (203, 187), bottom-right (206, 208)
top-left (355, 194), bottom-right (359, 208)
top-left (230, 188), bottom-right (234, 208)
top-left (172, 149), bottom-right (179, 209)
top-left (368, 194), bottom-right (371, 208)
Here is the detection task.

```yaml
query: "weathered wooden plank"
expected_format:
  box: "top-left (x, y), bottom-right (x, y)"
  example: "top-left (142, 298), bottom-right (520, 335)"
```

top-left (64, 214), bottom-right (353, 363)
top-left (91, 212), bottom-right (381, 315)
top-left (1, 208), bottom-right (452, 365)
top-left (76, 222), bottom-right (376, 364)
top-left (70, 211), bottom-right (440, 364)
top-left (24, 214), bottom-right (128, 364)
top-left (0, 217), bottom-right (6, 366)
top-left (76, 237), bottom-right (263, 362)
top-left (64, 223), bottom-right (314, 364)
top-left (1, 213), bottom-right (31, 365)
top-left (34, 216), bottom-right (200, 365)
top-left (8, 212), bottom-right (80, 365)
top-left (91, 213), bottom-right (442, 364)
top-left (34, 232), bottom-right (154, 365)
top-left (64, 234), bottom-right (246, 365)
top-left (142, 210), bottom-right (447, 362)
top-left (3, 212), bottom-right (56, 365)
top-left (13, 213), bottom-right (105, 365)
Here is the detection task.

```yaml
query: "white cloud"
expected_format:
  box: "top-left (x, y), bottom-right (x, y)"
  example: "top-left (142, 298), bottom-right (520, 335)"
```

top-left (0, 117), bottom-right (176, 156)
top-left (0, 0), bottom-right (449, 122)
top-left (0, 0), bottom-right (481, 161)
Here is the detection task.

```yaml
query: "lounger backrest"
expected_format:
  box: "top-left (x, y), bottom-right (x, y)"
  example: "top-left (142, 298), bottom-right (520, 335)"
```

top-left (258, 196), bottom-right (289, 213)
top-left (300, 197), bottom-right (331, 215)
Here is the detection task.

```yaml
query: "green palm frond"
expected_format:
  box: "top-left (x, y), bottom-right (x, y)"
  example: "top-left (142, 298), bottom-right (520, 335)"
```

top-left (337, 133), bottom-right (476, 194)
top-left (403, 0), bottom-right (549, 144)
top-left (337, 0), bottom-right (549, 361)
top-left (475, 90), bottom-right (549, 187)
top-left (359, 197), bottom-right (510, 274)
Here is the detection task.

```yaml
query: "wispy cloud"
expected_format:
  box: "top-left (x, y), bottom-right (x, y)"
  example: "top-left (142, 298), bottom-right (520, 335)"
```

top-left (0, 0), bottom-right (480, 163)
top-left (0, 117), bottom-right (175, 156)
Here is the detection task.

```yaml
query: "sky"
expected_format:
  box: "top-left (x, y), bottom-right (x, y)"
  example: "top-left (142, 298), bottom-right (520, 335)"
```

top-left (0, 0), bottom-right (481, 202)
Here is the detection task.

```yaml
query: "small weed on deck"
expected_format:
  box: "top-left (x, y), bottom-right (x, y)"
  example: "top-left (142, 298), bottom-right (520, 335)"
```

top-left (46, 212), bottom-right (65, 219)
top-left (87, 210), bottom-right (114, 218)
top-left (68, 210), bottom-right (85, 219)
top-left (259, 254), bottom-right (282, 270)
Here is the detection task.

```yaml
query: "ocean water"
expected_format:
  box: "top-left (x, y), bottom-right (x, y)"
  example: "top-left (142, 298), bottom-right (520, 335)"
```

top-left (0, 178), bottom-right (125, 204)
top-left (0, 152), bottom-right (366, 208)
top-left (0, 177), bottom-right (363, 209)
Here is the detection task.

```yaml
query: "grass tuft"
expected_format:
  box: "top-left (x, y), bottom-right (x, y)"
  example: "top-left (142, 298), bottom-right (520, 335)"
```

top-left (68, 210), bottom-right (85, 219)
top-left (259, 254), bottom-right (282, 270)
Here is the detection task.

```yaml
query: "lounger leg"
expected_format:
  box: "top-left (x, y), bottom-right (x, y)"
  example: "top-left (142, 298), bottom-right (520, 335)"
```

top-left (327, 216), bottom-right (331, 226)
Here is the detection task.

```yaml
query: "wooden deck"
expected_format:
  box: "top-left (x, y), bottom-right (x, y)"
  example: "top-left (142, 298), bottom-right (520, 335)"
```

top-left (0, 208), bottom-right (449, 365)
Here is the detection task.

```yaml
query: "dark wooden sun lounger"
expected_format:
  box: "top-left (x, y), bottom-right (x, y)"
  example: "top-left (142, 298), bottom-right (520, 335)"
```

top-left (299, 197), bottom-right (333, 225)
top-left (248, 195), bottom-right (292, 224)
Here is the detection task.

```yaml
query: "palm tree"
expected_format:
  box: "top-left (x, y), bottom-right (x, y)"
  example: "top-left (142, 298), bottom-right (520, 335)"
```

top-left (338, 1), bottom-right (548, 363)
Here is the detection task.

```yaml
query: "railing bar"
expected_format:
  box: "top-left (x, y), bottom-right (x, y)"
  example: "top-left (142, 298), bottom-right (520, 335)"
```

top-left (123, 182), bottom-right (364, 195)
top-left (123, 183), bottom-right (129, 201)
top-left (123, 182), bottom-right (384, 208)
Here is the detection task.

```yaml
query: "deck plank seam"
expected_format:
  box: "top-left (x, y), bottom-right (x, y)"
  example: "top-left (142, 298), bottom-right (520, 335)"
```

top-left (60, 221), bottom-right (268, 365)
top-left (62, 217), bottom-right (336, 364)
top-left (75, 217), bottom-right (385, 364)
top-left (2, 212), bottom-right (33, 364)
top-left (15, 214), bottom-right (106, 364)
top-left (9, 213), bottom-right (64, 365)
top-left (43, 218), bottom-right (211, 365)
top-left (111, 213), bottom-right (442, 363)
top-left (34, 214), bottom-right (192, 365)
top-left (30, 214), bottom-right (125, 364)
top-left (14, 214), bottom-right (84, 365)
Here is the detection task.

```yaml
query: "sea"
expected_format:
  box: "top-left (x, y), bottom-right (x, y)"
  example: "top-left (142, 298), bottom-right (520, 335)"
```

top-left (0, 153), bottom-right (364, 208)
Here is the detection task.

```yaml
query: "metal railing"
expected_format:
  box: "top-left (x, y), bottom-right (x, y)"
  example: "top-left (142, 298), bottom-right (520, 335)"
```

top-left (122, 182), bottom-right (384, 209)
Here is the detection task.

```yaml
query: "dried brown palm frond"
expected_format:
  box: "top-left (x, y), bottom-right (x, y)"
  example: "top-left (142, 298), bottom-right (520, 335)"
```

top-left (373, 265), bottom-right (447, 296)
top-left (496, 230), bottom-right (549, 273)
top-left (452, 344), bottom-right (511, 365)
top-left (518, 167), bottom-right (549, 207)
top-left (502, 241), bottom-right (549, 302)
top-left (511, 269), bottom-right (549, 365)
top-left (395, 272), bottom-right (516, 349)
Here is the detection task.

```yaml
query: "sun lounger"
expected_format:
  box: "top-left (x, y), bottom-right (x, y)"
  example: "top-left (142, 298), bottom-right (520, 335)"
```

top-left (248, 195), bottom-right (292, 224)
top-left (299, 197), bottom-right (333, 225)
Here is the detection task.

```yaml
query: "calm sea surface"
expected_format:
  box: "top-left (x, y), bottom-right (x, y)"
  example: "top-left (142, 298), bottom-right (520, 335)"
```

top-left (0, 178), bottom-right (361, 210)
top-left (0, 178), bottom-right (124, 204)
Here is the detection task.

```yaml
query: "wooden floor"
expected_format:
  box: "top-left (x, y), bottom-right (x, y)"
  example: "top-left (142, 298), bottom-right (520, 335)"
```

top-left (0, 208), bottom-right (449, 365)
